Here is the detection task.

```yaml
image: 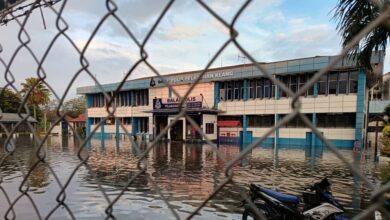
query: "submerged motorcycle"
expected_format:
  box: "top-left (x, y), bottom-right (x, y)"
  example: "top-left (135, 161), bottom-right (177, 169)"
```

top-left (242, 178), bottom-right (348, 220)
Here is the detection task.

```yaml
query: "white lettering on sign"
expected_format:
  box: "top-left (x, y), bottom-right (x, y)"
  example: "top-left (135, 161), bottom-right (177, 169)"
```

top-left (164, 96), bottom-right (202, 104)
top-left (158, 71), bottom-right (234, 84)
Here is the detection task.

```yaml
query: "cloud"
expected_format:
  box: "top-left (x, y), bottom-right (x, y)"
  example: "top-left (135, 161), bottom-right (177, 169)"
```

top-left (5, 0), bottom-right (387, 102)
top-left (162, 25), bottom-right (208, 41)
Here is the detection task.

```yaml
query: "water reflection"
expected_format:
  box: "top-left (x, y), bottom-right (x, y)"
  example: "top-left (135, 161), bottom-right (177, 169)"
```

top-left (0, 136), bottom-right (383, 219)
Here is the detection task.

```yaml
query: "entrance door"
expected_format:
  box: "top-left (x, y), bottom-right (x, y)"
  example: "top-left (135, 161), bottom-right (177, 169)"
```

top-left (155, 115), bottom-right (168, 139)
top-left (170, 120), bottom-right (183, 141)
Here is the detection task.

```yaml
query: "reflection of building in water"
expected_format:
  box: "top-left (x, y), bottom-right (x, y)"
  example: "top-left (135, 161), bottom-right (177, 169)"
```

top-left (77, 53), bottom-right (385, 150)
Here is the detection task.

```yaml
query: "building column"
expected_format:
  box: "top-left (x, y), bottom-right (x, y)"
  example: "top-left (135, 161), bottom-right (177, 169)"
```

top-left (115, 119), bottom-right (120, 141)
top-left (311, 113), bottom-right (317, 156)
top-left (85, 95), bottom-right (91, 149)
top-left (313, 79), bottom-right (318, 97)
top-left (132, 117), bottom-right (139, 139)
top-left (355, 69), bottom-right (366, 151)
top-left (214, 81), bottom-right (220, 110)
top-left (243, 115), bottom-right (247, 146)
top-left (243, 79), bottom-right (248, 101)
top-left (274, 75), bottom-right (279, 150)
top-left (100, 117), bottom-right (105, 149)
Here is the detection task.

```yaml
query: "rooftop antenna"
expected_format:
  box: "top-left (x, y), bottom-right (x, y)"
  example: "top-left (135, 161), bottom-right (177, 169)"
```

top-left (238, 54), bottom-right (246, 65)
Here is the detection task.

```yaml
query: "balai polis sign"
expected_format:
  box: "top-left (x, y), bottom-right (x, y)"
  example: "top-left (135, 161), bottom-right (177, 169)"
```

top-left (153, 96), bottom-right (203, 110)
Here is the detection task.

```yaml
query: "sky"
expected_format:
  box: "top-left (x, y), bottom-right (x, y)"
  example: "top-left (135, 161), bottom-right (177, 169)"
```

top-left (0, 0), bottom-right (389, 100)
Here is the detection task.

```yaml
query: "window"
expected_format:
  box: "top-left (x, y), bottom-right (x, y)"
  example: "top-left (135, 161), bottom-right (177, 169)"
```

top-left (249, 80), bottom-right (255, 99)
top-left (289, 75), bottom-right (297, 94)
top-left (280, 114), bottom-right (311, 128)
top-left (93, 118), bottom-right (101, 124)
top-left (349, 71), bottom-right (358, 93)
top-left (122, 117), bottom-right (132, 125)
top-left (338, 72), bottom-right (348, 94)
top-left (317, 113), bottom-right (355, 128)
top-left (227, 81), bottom-right (233, 100)
top-left (264, 79), bottom-right (271, 98)
top-left (138, 117), bottom-right (148, 133)
top-left (206, 123), bottom-right (214, 134)
top-left (318, 74), bottom-right (328, 95)
top-left (328, 72), bottom-right (338, 94)
top-left (256, 79), bottom-right (263, 99)
top-left (220, 82), bottom-right (226, 101)
top-left (307, 74), bottom-right (314, 96)
top-left (298, 74), bottom-right (306, 96)
top-left (279, 76), bottom-right (289, 97)
top-left (247, 115), bottom-right (275, 127)
top-left (234, 81), bottom-right (241, 100)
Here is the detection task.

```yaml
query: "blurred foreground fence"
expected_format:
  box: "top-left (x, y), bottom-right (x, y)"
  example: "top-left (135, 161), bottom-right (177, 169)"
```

top-left (1, 0), bottom-right (390, 219)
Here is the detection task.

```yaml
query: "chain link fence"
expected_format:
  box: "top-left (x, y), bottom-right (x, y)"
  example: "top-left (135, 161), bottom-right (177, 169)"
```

top-left (0, 0), bottom-right (390, 219)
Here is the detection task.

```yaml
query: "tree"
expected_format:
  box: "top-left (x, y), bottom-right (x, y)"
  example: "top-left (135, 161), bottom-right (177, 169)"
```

top-left (20, 77), bottom-right (50, 120)
top-left (385, 103), bottom-right (390, 118)
top-left (0, 88), bottom-right (22, 113)
top-left (333, 0), bottom-right (389, 70)
top-left (63, 96), bottom-right (86, 118)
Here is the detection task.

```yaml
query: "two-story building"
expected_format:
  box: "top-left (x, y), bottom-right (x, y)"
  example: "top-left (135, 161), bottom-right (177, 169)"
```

top-left (77, 53), bottom-right (385, 150)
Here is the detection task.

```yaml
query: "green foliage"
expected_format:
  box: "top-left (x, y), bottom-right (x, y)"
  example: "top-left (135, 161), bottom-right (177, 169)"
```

top-left (63, 96), bottom-right (86, 118)
top-left (384, 104), bottom-right (390, 117)
top-left (381, 126), bottom-right (390, 156)
top-left (0, 88), bottom-right (22, 113)
top-left (20, 77), bottom-right (50, 107)
top-left (333, 0), bottom-right (389, 70)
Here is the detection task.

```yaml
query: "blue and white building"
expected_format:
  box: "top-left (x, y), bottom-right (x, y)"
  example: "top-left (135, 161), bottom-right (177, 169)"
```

top-left (77, 53), bottom-right (385, 150)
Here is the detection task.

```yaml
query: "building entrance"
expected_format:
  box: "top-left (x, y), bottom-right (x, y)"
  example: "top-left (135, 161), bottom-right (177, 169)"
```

top-left (170, 119), bottom-right (184, 141)
top-left (155, 115), bottom-right (168, 139)
top-left (186, 114), bottom-right (202, 140)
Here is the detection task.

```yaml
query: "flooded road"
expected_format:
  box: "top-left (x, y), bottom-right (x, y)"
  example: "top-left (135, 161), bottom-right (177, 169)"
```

top-left (0, 136), bottom-right (385, 219)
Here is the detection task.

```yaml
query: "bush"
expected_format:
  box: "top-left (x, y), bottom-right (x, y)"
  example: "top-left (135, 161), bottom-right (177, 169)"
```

top-left (381, 126), bottom-right (390, 156)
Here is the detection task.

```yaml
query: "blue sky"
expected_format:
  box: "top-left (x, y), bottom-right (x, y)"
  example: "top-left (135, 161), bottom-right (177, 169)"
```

top-left (0, 0), bottom-right (388, 99)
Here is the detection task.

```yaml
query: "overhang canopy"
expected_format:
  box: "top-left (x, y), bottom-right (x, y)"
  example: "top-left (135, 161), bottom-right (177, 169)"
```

top-left (0, 113), bottom-right (37, 123)
top-left (68, 114), bottom-right (86, 123)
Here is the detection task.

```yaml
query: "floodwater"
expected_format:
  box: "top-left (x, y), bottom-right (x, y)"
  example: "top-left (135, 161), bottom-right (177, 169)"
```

top-left (0, 136), bottom-right (386, 219)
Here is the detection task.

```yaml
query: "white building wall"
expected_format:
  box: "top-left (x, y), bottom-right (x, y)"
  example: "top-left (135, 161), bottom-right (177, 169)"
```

top-left (317, 128), bottom-right (355, 140)
top-left (218, 94), bottom-right (357, 115)
top-left (247, 127), bottom-right (274, 138)
top-left (202, 114), bottom-right (217, 140)
top-left (119, 125), bottom-right (132, 134)
top-left (279, 128), bottom-right (311, 139)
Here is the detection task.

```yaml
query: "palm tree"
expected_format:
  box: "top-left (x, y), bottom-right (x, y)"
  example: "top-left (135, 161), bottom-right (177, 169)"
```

top-left (333, 0), bottom-right (389, 70)
top-left (20, 77), bottom-right (50, 120)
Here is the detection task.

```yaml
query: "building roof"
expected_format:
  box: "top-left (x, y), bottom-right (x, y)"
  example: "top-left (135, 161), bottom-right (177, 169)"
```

top-left (0, 113), bottom-right (38, 123)
top-left (67, 114), bottom-right (86, 122)
top-left (77, 52), bottom-right (385, 95)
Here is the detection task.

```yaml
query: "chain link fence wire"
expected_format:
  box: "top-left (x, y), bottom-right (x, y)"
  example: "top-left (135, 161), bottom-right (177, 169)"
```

top-left (0, 0), bottom-right (390, 219)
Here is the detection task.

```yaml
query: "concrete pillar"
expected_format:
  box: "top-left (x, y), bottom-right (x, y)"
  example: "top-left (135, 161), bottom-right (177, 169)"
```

top-left (132, 117), bottom-right (139, 138)
top-left (214, 81), bottom-right (220, 110)
top-left (313, 78), bottom-right (318, 97)
top-left (115, 119), bottom-right (120, 148)
top-left (311, 113), bottom-right (317, 157)
top-left (243, 79), bottom-right (248, 101)
top-left (100, 118), bottom-right (105, 149)
top-left (85, 95), bottom-right (92, 149)
top-left (355, 69), bottom-right (366, 151)
top-left (243, 115), bottom-right (247, 146)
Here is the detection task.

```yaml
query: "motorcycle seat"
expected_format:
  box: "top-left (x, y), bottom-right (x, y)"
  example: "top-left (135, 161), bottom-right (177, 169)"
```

top-left (259, 187), bottom-right (300, 205)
